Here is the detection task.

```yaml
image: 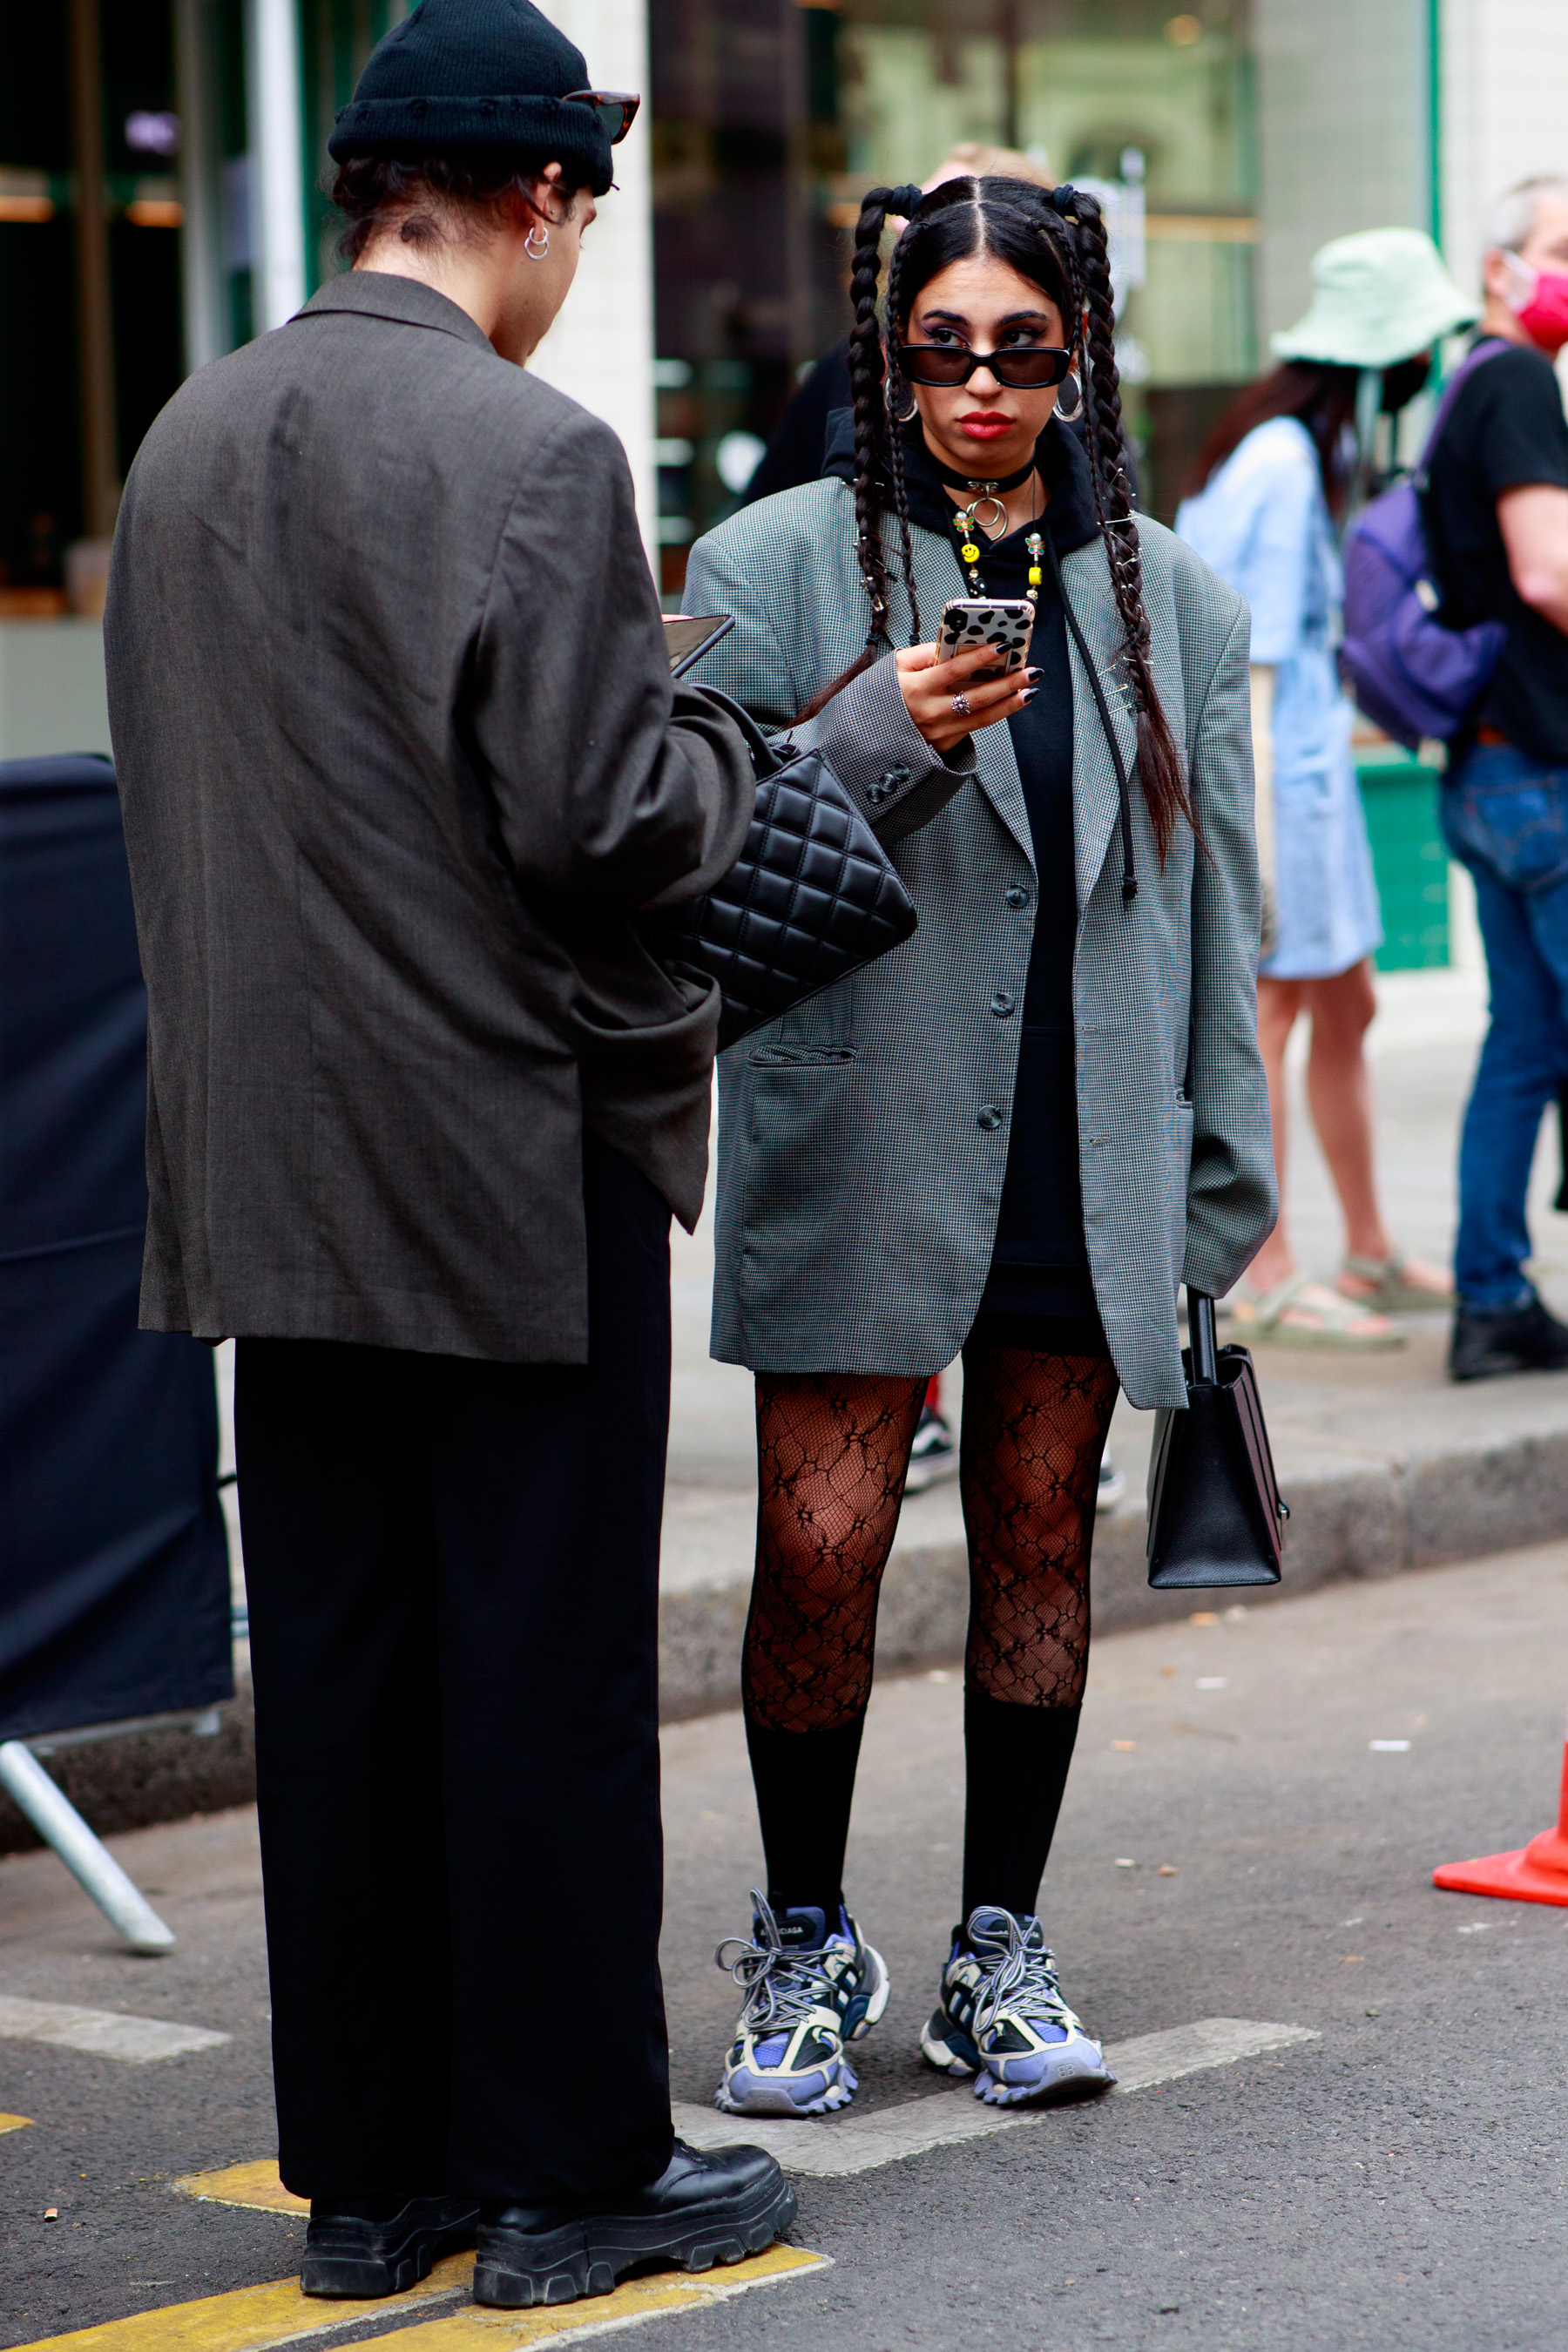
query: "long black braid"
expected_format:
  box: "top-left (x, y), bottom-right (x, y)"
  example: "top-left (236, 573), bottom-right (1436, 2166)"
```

top-left (810, 172), bottom-right (1195, 865)
top-left (1051, 185), bottom-right (1193, 859)
top-left (803, 183), bottom-right (915, 718)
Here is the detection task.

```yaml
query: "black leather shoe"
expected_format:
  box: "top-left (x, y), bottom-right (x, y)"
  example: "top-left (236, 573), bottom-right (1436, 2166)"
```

top-left (472, 2140), bottom-right (795, 2309)
top-left (1450, 1296), bottom-right (1568, 1382)
top-left (301, 2194), bottom-right (480, 2297)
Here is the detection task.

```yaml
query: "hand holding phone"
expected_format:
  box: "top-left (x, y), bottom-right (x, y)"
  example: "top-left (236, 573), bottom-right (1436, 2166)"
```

top-left (896, 639), bottom-right (1036, 753)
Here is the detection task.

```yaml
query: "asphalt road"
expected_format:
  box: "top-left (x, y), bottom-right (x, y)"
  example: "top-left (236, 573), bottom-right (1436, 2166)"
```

top-left (3, 1540), bottom-right (1567, 2351)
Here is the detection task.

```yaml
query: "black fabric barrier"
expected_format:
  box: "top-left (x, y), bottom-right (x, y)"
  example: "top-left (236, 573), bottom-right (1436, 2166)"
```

top-left (0, 754), bottom-right (232, 1741)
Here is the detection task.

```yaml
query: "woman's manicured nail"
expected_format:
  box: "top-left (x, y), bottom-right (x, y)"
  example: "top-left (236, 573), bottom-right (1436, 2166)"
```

top-left (1023, 666), bottom-right (1044, 682)
top-left (1019, 686), bottom-right (1039, 704)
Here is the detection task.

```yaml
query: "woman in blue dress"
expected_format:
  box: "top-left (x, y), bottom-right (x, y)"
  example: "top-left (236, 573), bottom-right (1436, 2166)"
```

top-left (1178, 229), bottom-right (1469, 1344)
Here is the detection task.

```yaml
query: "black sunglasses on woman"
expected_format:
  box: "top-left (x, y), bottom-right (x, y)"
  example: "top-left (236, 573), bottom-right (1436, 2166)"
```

top-left (896, 341), bottom-right (1073, 389)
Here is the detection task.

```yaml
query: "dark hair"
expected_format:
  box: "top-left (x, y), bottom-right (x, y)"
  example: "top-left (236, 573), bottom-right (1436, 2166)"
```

top-left (328, 153), bottom-right (572, 265)
top-left (1184, 362), bottom-right (1361, 511)
top-left (814, 175), bottom-right (1193, 863)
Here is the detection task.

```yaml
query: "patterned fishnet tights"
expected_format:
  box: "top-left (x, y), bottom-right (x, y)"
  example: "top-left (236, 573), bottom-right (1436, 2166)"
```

top-left (743, 1341), bottom-right (1119, 1733)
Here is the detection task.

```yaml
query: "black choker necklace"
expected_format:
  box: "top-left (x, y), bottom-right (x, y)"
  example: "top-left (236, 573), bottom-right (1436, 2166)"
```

top-left (929, 451), bottom-right (1037, 497)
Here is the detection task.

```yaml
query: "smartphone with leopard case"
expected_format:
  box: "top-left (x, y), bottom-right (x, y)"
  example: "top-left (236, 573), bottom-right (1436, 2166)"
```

top-left (935, 597), bottom-right (1035, 682)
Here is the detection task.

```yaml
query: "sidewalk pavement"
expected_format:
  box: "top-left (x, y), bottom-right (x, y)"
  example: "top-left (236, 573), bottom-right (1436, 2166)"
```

top-left (659, 965), bottom-right (1568, 1713)
top-left (3, 1538), bottom-right (1567, 2350)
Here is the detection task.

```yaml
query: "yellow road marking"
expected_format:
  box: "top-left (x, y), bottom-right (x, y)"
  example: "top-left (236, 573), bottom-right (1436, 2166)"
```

top-left (10, 2246), bottom-right (825, 2352)
top-left (9, 2253), bottom-right (474, 2352)
top-left (354, 2245), bottom-right (827, 2349)
top-left (0, 2111), bottom-right (33, 2132)
top-left (174, 2161), bottom-right (307, 2217)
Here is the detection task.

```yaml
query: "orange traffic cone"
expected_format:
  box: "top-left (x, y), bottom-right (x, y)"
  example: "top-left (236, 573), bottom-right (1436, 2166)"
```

top-left (1434, 1738), bottom-right (1568, 1907)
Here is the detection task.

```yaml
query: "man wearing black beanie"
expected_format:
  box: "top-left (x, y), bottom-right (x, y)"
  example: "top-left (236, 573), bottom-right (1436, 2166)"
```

top-left (106, 0), bottom-right (790, 2313)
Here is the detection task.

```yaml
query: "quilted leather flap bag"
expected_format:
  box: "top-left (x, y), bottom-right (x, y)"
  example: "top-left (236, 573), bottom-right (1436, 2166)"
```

top-left (1146, 1290), bottom-right (1288, 1590)
top-left (648, 686), bottom-right (918, 1051)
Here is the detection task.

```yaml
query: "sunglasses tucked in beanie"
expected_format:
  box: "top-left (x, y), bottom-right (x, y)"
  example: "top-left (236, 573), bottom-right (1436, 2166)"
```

top-left (328, 0), bottom-right (618, 197)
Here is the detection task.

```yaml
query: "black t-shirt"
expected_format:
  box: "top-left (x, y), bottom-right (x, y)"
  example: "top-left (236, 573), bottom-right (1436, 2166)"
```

top-left (1424, 341), bottom-right (1568, 762)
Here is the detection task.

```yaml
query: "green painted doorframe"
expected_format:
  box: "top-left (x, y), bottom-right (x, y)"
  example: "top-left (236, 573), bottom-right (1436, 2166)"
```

top-left (1428, 0), bottom-right (1442, 247)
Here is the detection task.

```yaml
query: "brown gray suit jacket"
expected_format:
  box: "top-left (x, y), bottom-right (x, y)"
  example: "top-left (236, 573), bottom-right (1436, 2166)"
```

top-left (105, 272), bottom-right (755, 1364)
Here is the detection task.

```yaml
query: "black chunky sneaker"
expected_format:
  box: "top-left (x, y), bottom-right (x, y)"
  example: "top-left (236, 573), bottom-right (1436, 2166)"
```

top-left (472, 2140), bottom-right (795, 2309)
top-left (1450, 1295), bottom-right (1568, 1382)
top-left (300, 2193), bottom-right (479, 2297)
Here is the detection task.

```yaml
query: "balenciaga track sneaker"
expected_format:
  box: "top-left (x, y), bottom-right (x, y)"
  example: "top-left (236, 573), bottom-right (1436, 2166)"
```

top-left (713, 1891), bottom-right (889, 2116)
top-left (919, 1905), bottom-right (1115, 2106)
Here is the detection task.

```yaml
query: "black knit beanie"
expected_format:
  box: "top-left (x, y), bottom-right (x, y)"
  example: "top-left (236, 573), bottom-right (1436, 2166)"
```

top-left (328, 0), bottom-right (616, 196)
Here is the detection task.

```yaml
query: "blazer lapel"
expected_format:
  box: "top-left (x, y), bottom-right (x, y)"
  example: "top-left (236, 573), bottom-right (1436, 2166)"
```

top-left (1061, 540), bottom-right (1139, 910)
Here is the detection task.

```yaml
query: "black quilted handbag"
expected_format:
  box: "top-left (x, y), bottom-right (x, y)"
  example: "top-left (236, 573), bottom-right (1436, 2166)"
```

top-left (1146, 1290), bottom-right (1289, 1589)
top-left (649, 686), bottom-right (918, 1050)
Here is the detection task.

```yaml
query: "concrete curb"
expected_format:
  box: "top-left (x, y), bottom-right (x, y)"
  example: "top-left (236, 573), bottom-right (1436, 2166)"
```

top-left (0, 1689), bottom-right (257, 1859)
top-left (5, 1421), bottom-right (1567, 1855)
top-left (657, 1421), bottom-right (1568, 1717)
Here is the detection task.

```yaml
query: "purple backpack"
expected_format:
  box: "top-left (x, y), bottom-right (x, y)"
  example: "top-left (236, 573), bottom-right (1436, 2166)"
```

top-left (1337, 340), bottom-right (1509, 748)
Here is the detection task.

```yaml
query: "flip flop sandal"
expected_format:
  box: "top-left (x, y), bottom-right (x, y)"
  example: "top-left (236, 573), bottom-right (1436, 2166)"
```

top-left (1338, 1249), bottom-right (1456, 1314)
top-left (1231, 1270), bottom-right (1406, 1350)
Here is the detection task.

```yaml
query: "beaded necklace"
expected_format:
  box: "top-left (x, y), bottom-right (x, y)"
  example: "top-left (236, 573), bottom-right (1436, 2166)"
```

top-left (950, 486), bottom-right (1046, 615)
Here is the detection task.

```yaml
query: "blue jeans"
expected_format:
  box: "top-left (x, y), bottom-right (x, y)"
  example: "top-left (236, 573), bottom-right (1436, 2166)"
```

top-left (1441, 742), bottom-right (1568, 1310)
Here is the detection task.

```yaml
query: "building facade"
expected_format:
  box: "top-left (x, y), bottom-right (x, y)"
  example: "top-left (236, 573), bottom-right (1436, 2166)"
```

top-left (2, 0), bottom-right (1565, 791)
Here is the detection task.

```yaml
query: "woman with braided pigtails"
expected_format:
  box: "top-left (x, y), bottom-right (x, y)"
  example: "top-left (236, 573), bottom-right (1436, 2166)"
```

top-left (682, 178), bottom-right (1274, 2117)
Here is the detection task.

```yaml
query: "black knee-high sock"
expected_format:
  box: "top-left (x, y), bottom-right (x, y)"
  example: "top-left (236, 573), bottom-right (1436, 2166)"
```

top-left (961, 1686), bottom-right (1081, 1926)
top-left (744, 1711), bottom-right (866, 1923)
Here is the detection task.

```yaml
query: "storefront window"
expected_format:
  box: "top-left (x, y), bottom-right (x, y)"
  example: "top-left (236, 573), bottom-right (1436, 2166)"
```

top-left (0, 0), bottom-right (184, 605)
top-left (300, 0), bottom-right (409, 293)
top-left (650, 0), bottom-right (1257, 590)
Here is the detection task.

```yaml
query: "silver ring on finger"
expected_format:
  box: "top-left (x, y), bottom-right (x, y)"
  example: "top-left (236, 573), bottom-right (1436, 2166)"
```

top-left (950, 692), bottom-right (971, 717)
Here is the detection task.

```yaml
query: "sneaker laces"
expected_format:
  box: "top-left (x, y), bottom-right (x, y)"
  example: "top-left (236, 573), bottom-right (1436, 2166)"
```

top-left (967, 1909), bottom-right (1074, 2039)
top-left (715, 1890), bottom-right (837, 2031)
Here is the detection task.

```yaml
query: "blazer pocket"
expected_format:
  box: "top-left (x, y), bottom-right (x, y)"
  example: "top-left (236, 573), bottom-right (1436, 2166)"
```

top-left (748, 975), bottom-right (856, 1064)
top-left (740, 1057), bottom-right (863, 1253)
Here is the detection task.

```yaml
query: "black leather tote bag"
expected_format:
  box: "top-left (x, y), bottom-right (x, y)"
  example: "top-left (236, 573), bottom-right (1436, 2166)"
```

top-left (1146, 1289), bottom-right (1288, 1590)
top-left (648, 687), bottom-right (917, 1051)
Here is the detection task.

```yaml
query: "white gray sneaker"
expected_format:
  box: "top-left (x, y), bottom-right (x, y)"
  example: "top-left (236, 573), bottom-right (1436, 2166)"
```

top-left (714, 1893), bottom-right (890, 2117)
top-left (919, 1906), bottom-right (1115, 2106)
top-left (904, 1404), bottom-right (958, 1493)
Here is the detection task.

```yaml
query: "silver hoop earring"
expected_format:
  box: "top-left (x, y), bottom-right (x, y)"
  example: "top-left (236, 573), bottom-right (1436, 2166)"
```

top-left (1055, 368), bottom-right (1085, 424)
top-left (524, 222), bottom-right (551, 260)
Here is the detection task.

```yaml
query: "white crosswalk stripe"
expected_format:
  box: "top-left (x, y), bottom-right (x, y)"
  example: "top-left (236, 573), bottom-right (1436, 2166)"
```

top-left (0, 1994), bottom-right (229, 2062)
top-left (673, 2017), bottom-right (1318, 2177)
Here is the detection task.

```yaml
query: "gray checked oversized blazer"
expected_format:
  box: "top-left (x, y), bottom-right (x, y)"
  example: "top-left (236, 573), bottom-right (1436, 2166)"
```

top-left (684, 476), bottom-right (1277, 1410)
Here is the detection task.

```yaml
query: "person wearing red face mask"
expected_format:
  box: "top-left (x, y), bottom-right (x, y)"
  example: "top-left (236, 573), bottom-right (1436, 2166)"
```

top-left (1425, 176), bottom-right (1568, 1380)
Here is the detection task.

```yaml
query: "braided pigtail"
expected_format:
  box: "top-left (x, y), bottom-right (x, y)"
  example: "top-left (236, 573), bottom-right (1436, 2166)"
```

top-left (794, 183), bottom-right (915, 724)
top-left (882, 229), bottom-right (922, 646)
top-left (1053, 186), bottom-right (1194, 864)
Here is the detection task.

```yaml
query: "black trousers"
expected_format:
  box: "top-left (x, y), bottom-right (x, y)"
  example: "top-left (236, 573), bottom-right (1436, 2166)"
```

top-left (234, 1141), bottom-right (674, 2206)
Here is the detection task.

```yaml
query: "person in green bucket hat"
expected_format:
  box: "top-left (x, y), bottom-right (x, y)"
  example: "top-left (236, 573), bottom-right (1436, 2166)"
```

top-left (1178, 228), bottom-right (1475, 1347)
top-left (1272, 226), bottom-right (1479, 370)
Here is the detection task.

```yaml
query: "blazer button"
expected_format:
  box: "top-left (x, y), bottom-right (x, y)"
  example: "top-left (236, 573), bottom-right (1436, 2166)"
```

top-left (977, 1105), bottom-right (1004, 1132)
top-left (1004, 883), bottom-right (1030, 908)
top-left (990, 990), bottom-right (1016, 1017)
